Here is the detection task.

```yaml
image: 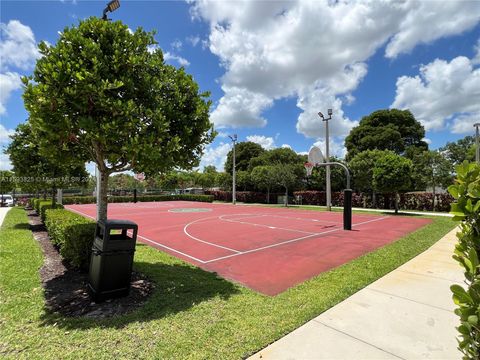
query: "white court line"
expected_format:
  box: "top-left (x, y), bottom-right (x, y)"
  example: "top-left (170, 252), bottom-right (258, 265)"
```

top-left (261, 213), bottom-right (341, 225)
top-left (183, 216), bottom-right (241, 253)
top-left (219, 214), bottom-right (320, 235)
top-left (66, 207), bottom-right (208, 264)
top-left (203, 216), bottom-right (389, 264)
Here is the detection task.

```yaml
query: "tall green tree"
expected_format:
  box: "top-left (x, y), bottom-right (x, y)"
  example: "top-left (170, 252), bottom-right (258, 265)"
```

top-left (6, 122), bottom-right (87, 203)
top-left (23, 18), bottom-right (214, 220)
top-left (411, 150), bottom-right (453, 209)
top-left (345, 109), bottom-right (428, 160)
top-left (440, 135), bottom-right (476, 166)
top-left (224, 141), bottom-right (264, 174)
top-left (250, 165), bottom-right (275, 203)
top-left (271, 163), bottom-right (299, 207)
top-left (372, 152), bottom-right (413, 213)
top-left (349, 149), bottom-right (390, 206)
top-left (249, 147), bottom-right (303, 170)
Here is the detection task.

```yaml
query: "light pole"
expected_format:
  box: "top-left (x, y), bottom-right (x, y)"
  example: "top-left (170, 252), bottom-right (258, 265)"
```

top-left (228, 134), bottom-right (237, 205)
top-left (318, 109), bottom-right (333, 211)
top-left (94, 0), bottom-right (120, 220)
top-left (475, 123), bottom-right (480, 164)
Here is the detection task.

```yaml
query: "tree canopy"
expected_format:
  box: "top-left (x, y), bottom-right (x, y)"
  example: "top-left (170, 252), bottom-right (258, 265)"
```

top-left (23, 17), bottom-right (214, 220)
top-left (345, 109), bottom-right (428, 160)
top-left (440, 135), bottom-right (476, 166)
top-left (224, 141), bottom-right (264, 174)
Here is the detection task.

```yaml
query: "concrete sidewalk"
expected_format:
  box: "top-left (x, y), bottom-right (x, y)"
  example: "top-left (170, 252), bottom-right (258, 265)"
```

top-left (249, 227), bottom-right (462, 360)
top-left (0, 207), bottom-right (11, 227)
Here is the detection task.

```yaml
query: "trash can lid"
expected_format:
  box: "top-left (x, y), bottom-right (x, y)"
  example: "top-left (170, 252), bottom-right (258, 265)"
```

top-left (100, 219), bottom-right (138, 227)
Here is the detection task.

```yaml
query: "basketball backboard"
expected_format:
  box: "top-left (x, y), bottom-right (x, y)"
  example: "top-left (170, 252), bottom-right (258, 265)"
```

top-left (308, 146), bottom-right (324, 165)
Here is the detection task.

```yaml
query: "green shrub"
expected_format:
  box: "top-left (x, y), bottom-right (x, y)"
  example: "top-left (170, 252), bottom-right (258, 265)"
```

top-left (39, 202), bottom-right (64, 222)
top-left (44, 209), bottom-right (95, 270)
top-left (62, 194), bottom-right (214, 204)
top-left (449, 161), bottom-right (480, 359)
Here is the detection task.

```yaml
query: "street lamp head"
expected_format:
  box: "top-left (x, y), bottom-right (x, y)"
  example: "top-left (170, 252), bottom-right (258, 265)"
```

top-left (474, 123), bottom-right (480, 128)
top-left (228, 134), bottom-right (237, 142)
top-left (318, 111), bottom-right (324, 119)
top-left (107, 0), bottom-right (120, 12)
top-left (327, 109), bottom-right (333, 116)
top-left (102, 0), bottom-right (120, 20)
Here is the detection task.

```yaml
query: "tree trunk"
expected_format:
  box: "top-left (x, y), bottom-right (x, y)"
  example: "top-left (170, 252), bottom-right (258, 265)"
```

top-left (372, 191), bottom-right (376, 208)
top-left (98, 170), bottom-right (109, 222)
top-left (51, 186), bottom-right (56, 207)
top-left (432, 182), bottom-right (436, 212)
top-left (284, 187), bottom-right (288, 207)
top-left (394, 192), bottom-right (399, 214)
top-left (267, 187), bottom-right (270, 204)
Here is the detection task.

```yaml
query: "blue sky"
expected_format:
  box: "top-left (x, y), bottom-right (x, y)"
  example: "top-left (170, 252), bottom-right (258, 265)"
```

top-left (1, 0), bottom-right (479, 172)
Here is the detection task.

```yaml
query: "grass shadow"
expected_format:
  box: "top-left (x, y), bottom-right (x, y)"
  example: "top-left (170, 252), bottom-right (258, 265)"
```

top-left (39, 259), bottom-right (240, 330)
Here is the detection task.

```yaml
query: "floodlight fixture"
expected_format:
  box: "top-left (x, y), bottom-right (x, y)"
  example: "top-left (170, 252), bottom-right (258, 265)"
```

top-left (328, 109), bottom-right (333, 116)
top-left (102, 0), bottom-right (120, 20)
top-left (318, 111), bottom-right (324, 119)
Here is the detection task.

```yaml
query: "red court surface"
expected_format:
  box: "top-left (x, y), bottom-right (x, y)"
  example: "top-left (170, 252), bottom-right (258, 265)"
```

top-left (66, 201), bottom-right (431, 295)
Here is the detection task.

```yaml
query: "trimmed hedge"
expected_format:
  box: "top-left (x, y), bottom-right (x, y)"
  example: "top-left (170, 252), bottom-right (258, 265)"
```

top-left (62, 194), bottom-right (214, 205)
top-left (32, 199), bottom-right (64, 221)
top-left (292, 190), bottom-right (454, 212)
top-left (44, 209), bottom-right (95, 270)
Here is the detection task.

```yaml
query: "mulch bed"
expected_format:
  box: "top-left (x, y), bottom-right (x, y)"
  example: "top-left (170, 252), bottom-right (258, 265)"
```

top-left (26, 209), bottom-right (154, 318)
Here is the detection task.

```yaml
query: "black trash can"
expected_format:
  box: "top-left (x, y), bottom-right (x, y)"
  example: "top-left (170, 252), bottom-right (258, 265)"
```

top-left (88, 219), bottom-right (138, 302)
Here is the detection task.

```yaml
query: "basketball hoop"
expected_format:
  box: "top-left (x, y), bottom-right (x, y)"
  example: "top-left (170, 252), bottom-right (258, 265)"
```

top-left (304, 162), bottom-right (314, 177)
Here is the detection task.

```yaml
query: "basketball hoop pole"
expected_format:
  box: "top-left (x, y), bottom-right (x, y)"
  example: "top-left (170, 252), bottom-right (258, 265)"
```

top-left (312, 161), bottom-right (352, 230)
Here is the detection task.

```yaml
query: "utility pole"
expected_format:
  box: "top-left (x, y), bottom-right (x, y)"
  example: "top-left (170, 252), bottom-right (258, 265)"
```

top-left (229, 134), bottom-right (237, 205)
top-left (475, 123), bottom-right (480, 164)
top-left (318, 109), bottom-right (333, 211)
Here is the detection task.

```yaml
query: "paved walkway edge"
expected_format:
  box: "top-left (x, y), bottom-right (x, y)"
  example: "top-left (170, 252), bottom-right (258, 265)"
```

top-left (249, 227), bottom-right (461, 360)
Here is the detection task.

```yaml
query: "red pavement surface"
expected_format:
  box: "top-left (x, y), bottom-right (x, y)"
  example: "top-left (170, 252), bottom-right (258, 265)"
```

top-left (66, 201), bottom-right (431, 295)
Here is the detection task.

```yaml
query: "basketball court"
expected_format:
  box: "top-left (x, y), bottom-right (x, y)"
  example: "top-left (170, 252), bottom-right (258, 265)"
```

top-left (66, 201), bottom-right (431, 295)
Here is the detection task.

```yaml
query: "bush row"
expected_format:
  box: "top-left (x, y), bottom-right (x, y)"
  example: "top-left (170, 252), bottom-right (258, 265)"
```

top-left (206, 190), bottom-right (454, 212)
top-left (62, 194), bottom-right (214, 205)
top-left (292, 191), bottom-right (454, 212)
top-left (205, 190), bottom-right (287, 204)
top-left (31, 199), bottom-right (65, 221)
top-left (44, 209), bottom-right (95, 270)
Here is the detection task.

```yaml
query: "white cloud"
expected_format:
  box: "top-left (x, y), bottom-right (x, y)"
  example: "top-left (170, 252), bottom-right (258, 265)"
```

top-left (0, 20), bottom-right (40, 71)
top-left (191, 0), bottom-right (480, 139)
top-left (0, 124), bottom-right (14, 143)
top-left (0, 72), bottom-right (22, 115)
top-left (473, 39), bottom-right (480, 65)
top-left (385, 1), bottom-right (480, 58)
top-left (0, 152), bottom-right (12, 171)
top-left (392, 56), bottom-right (480, 133)
top-left (246, 135), bottom-right (275, 150)
top-left (422, 138), bottom-right (432, 145)
top-left (281, 144), bottom-right (291, 149)
top-left (199, 142), bottom-right (231, 171)
top-left (163, 52), bottom-right (190, 67)
top-left (186, 35), bottom-right (200, 47)
top-left (171, 39), bottom-right (182, 51)
top-left (210, 87), bottom-right (272, 128)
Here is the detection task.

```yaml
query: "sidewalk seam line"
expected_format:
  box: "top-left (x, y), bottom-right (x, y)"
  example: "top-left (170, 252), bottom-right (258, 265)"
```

top-left (313, 320), bottom-right (406, 360)
top-left (365, 287), bottom-right (454, 313)
top-left (396, 269), bottom-right (463, 284)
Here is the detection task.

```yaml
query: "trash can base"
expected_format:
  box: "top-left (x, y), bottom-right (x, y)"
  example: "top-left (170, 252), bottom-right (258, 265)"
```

top-left (87, 283), bottom-right (131, 303)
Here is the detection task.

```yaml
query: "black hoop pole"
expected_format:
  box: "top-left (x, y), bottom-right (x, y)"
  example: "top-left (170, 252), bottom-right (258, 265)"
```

top-left (133, 188), bottom-right (137, 203)
top-left (343, 189), bottom-right (352, 230)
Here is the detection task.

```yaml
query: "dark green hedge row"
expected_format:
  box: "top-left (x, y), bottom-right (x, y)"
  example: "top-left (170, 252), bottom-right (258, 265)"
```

top-left (62, 194), bottom-right (214, 204)
top-left (31, 199), bottom-right (64, 222)
top-left (44, 209), bottom-right (95, 270)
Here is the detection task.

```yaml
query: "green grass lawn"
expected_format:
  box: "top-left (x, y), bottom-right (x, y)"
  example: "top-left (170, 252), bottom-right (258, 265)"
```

top-left (0, 207), bottom-right (456, 359)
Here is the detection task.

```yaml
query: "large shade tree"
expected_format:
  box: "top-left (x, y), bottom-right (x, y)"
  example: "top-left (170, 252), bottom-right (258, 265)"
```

top-left (6, 122), bottom-right (88, 203)
top-left (440, 135), bottom-right (476, 166)
top-left (345, 109), bottom-right (428, 160)
top-left (372, 152), bottom-right (413, 213)
top-left (23, 18), bottom-right (214, 220)
top-left (224, 141), bottom-right (264, 174)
